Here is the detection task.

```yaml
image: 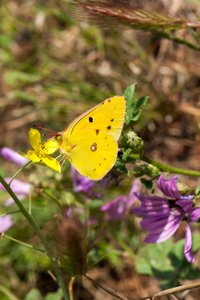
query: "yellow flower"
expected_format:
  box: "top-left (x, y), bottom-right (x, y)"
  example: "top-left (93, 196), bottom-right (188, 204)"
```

top-left (24, 128), bottom-right (61, 172)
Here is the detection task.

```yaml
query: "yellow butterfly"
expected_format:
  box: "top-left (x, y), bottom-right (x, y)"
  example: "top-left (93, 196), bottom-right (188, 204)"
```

top-left (56, 96), bottom-right (126, 181)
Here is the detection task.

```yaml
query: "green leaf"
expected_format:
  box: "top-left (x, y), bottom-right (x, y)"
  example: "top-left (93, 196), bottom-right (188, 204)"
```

top-left (124, 83), bottom-right (148, 124)
top-left (0, 34), bottom-right (12, 48)
top-left (195, 185), bottom-right (200, 196)
top-left (136, 240), bottom-right (174, 276)
top-left (192, 232), bottom-right (200, 252)
top-left (132, 96), bottom-right (149, 121)
top-left (25, 289), bottom-right (42, 300)
top-left (87, 199), bottom-right (103, 209)
top-left (45, 289), bottom-right (63, 300)
top-left (7, 90), bottom-right (36, 102)
top-left (124, 83), bottom-right (137, 124)
top-left (140, 178), bottom-right (153, 190)
top-left (4, 71), bottom-right (40, 87)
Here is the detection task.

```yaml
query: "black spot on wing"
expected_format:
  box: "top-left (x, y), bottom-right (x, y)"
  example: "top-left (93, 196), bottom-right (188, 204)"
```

top-left (95, 129), bottom-right (99, 135)
top-left (110, 119), bottom-right (114, 122)
top-left (107, 126), bottom-right (111, 130)
top-left (89, 117), bottom-right (93, 123)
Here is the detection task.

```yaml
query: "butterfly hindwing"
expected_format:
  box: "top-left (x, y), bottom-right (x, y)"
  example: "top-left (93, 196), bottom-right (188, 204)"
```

top-left (69, 129), bottom-right (118, 181)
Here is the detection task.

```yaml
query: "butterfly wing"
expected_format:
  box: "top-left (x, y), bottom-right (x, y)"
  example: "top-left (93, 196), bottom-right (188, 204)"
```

top-left (60, 96), bottom-right (126, 180)
top-left (64, 96), bottom-right (126, 141)
top-left (68, 129), bottom-right (118, 180)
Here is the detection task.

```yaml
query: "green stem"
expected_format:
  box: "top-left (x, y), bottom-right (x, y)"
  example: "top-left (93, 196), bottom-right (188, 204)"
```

top-left (0, 285), bottom-right (20, 300)
top-left (4, 234), bottom-right (44, 253)
top-left (42, 189), bottom-right (62, 207)
top-left (0, 175), bottom-right (69, 300)
top-left (144, 156), bottom-right (200, 177)
top-left (157, 30), bottom-right (200, 51)
top-left (8, 161), bottom-right (32, 185)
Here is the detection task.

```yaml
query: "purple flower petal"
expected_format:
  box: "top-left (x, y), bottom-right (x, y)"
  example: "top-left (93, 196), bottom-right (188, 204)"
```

top-left (133, 193), bottom-right (170, 217)
top-left (0, 147), bottom-right (29, 166)
top-left (0, 215), bottom-right (13, 233)
top-left (71, 167), bottom-right (94, 193)
top-left (101, 196), bottom-right (127, 219)
top-left (126, 178), bottom-right (140, 208)
top-left (176, 198), bottom-right (193, 212)
top-left (184, 223), bottom-right (194, 263)
top-left (0, 178), bottom-right (32, 206)
top-left (5, 194), bottom-right (27, 207)
top-left (144, 211), bottom-right (184, 243)
top-left (133, 174), bottom-right (199, 263)
top-left (157, 174), bottom-right (180, 199)
top-left (0, 178), bottom-right (31, 195)
top-left (188, 207), bottom-right (200, 222)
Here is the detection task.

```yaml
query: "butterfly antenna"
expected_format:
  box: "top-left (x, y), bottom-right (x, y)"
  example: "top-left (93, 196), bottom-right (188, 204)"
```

top-left (33, 124), bottom-right (57, 135)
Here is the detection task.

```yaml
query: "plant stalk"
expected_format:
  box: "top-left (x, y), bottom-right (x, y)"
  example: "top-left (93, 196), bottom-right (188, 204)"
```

top-left (0, 175), bottom-right (69, 300)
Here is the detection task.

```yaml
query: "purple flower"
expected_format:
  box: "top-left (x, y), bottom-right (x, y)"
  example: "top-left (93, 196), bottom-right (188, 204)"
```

top-left (101, 179), bottom-right (140, 220)
top-left (133, 174), bottom-right (200, 263)
top-left (0, 147), bottom-right (29, 166)
top-left (0, 178), bottom-right (32, 206)
top-left (101, 195), bottom-right (127, 219)
top-left (71, 167), bottom-right (94, 193)
top-left (0, 215), bottom-right (13, 233)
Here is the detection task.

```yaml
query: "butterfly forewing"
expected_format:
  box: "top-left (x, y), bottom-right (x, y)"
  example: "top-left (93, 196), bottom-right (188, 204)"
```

top-left (64, 96), bottom-right (126, 141)
top-left (60, 96), bottom-right (126, 180)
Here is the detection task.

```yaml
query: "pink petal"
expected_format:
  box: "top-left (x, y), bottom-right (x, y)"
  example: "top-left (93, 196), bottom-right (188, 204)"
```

top-left (0, 178), bottom-right (31, 195)
top-left (0, 215), bottom-right (13, 233)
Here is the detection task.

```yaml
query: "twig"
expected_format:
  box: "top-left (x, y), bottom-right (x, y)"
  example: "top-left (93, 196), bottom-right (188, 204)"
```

top-left (152, 280), bottom-right (200, 300)
top-left (84, 274), bottom-right (132, 300)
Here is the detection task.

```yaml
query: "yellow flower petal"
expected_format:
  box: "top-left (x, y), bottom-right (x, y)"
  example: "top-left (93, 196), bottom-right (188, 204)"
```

top-left (27, 150), bottom-right (41, 163)
top-left (42, 139), bottom-right (60, 155)
top-left (29, 128), bottom-right (41, 152)
top-left (42, 155), bottom-right (61, 172)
